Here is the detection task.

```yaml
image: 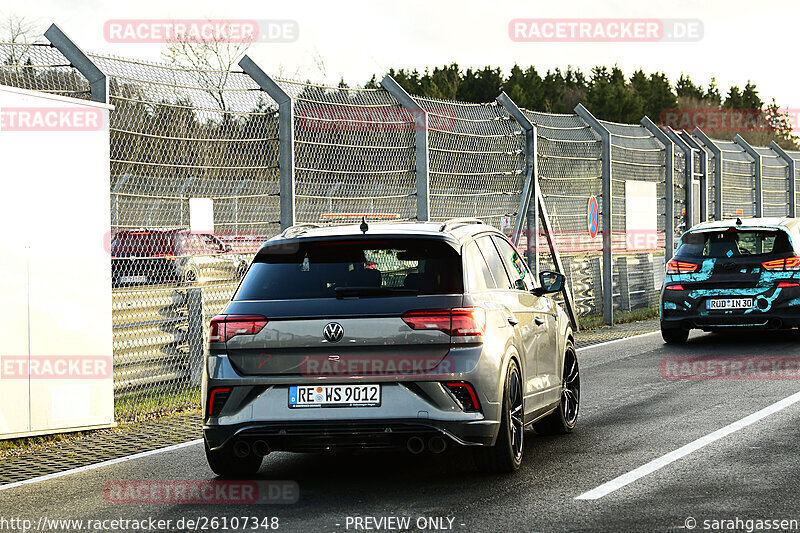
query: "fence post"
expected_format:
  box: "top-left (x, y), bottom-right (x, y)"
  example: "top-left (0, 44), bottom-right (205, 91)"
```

top-left (641, 117), bottom-right (675, 260)
top-left (186, 288), bottom-right (205, 386)
top-left (575, 104), bottom-right (613, 325)
top-left (734, 135), bottom-right (763, 217)
top-left (693, 128), bottom-right (723, 220)
top-left (680, 132), bottom-right (709, 222)
top-left (381, 75), bottom-right (430, 221)
top-left (770, 141), bottom-right (798, 217)
top-left (496, 93), bottom-right (537, 263)
top-left (44, 23), bottom-right (107, 104)
top-left (664, 127), bottom-right (695, 228)
top-left (239, 55), bottom-right (295, 230)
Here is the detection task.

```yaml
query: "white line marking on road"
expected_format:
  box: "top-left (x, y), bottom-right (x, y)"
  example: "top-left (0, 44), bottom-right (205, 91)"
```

top-left (577, 331), bottom-right (659, 352)
top-left (0, 438), bottom-right (203, 492)
top-left (575, 389), bottom-right (800, 500)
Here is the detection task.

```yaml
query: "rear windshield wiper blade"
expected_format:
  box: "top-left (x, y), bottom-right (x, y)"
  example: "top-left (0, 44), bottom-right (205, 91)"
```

top-left (334, 286), bottom-right (418, 298)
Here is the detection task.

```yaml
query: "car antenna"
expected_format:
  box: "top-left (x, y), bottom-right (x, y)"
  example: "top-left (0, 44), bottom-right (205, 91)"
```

top-left (360, 216), bottom-right (369, 234)
top-left (736, 217), bottom-right (742, 225)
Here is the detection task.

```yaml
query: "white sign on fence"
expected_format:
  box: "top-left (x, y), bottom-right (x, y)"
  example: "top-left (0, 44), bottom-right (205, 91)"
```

top-left (625, 180), bottom-right (658, 250)
top-left (189, 198), bottom-right (214, 233)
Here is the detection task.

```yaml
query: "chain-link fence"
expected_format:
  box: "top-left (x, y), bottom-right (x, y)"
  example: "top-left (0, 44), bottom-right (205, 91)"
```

top-left (3, 29), bottom-right (800, 419)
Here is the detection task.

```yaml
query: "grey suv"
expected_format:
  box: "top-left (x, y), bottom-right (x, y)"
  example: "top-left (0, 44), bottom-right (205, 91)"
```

top-left (203, 219), bottom-right (579, 475)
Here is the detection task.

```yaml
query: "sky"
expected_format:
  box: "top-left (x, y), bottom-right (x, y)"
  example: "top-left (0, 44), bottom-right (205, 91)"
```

top-left (3, 0), bottom-right (799, 112)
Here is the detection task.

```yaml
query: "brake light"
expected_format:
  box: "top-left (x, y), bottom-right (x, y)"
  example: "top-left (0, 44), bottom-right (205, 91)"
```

top-left (666, 260), bottom-right (699, 274)
top-left (761, 257), bottom-right (800, 271)
top-left (207, 387), bottom-right (230, 417)
top-left (209, 315), bottom-right (268, 342)
top-left (778, 281), bottom-right (800, 288)
top-left (665, 284), bottom-right (685, 291)
top-left (445, 382), bottom-right (481, 411)
top-left (401, 307), bottom-right (486, 336)
top-left (153, 253), bottom-right (177, 260)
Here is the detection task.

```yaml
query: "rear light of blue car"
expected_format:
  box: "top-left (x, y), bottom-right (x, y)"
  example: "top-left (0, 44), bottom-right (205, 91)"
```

top-left (761, 257), bottom-right (800, 271)
top-left (209, 315), bottom-right (268, 343)
top-left (666, 260), bottom-right (699, 274)
top-left (444, 382), bottom-right (481, 412)
top-left (401, 307), bottom-right (486, 337)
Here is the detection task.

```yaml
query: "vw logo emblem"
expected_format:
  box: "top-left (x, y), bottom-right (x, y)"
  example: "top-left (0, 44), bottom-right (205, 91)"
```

top-left (323, 322), bottom-right (344, 343)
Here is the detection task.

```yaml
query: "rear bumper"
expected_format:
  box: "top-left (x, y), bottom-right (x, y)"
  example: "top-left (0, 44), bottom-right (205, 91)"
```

top-left (660, 282), bottom-right (800, 330)
top-left (203, 418), bottom-right (495, 452)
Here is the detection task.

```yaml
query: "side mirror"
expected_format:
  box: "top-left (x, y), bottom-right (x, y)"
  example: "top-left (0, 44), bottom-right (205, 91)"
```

top-left (532, 270), bottom-right (565, 296)
top-left (514, 278), bottom-right (527, 291)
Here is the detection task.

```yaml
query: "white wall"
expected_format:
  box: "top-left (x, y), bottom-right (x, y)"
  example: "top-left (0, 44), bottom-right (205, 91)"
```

top-left (0, 85), bottom-right (114, 438)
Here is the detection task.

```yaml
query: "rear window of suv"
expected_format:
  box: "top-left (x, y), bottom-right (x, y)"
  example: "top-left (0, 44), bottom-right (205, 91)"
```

top-left (677, 229), bottom-right (794, 258)
top-left (234, 238), bottom-right (463, 300)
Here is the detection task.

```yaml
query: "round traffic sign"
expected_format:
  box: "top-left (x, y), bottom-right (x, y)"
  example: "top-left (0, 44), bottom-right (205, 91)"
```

top-left (587, 195), bottom-right (599, 239)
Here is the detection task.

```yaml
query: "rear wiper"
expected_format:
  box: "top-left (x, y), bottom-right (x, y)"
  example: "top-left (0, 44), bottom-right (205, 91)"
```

top-left (334, 286), bottom-right (418, 298)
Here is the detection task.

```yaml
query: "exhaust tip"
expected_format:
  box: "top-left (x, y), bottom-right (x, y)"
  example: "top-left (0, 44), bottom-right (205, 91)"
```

top-left (406, 436), bottom-right (425, 455)
top-left (252, 440), bottom-right (271, 457)
top-left (233, 440), bottom-right (251, 458)
top-left (428, 436), bottom-right (447, 454)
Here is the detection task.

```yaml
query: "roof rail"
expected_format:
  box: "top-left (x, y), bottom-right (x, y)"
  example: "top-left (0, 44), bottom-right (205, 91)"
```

top-left (439, 217), bottom-right (484, 232)
top-left (280, 223), bottom-right (321, 239)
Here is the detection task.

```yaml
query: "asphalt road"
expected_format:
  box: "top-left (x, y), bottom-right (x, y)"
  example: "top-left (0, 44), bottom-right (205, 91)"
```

top-left (3, 330), bottom-right (800, 533)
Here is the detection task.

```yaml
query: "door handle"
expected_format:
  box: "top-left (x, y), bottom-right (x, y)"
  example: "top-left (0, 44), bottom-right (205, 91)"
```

top-left (507, 316), bottom-right (519, 326)
top-left (534, 317), bottom-right (545, 326)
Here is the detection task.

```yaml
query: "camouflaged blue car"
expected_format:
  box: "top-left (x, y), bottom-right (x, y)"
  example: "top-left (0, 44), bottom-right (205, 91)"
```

top-left (660, 218), bottom-right (800, 344)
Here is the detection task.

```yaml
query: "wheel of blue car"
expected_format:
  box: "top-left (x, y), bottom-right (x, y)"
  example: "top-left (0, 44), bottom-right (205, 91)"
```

top-left (474, 358), bottom-right (524, 473)
top-left (661, 325), bottom-right (689, 344)
top-left (533, 341), bottom-right (579, 435)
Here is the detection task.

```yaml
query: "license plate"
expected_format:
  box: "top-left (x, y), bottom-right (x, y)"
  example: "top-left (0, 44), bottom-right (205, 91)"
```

top-left (119, 275), bottom-right (148, 283)
top-left (706, 298), bottom-right (753, 310)
top-left (288, 384), bottom-right (381, 408)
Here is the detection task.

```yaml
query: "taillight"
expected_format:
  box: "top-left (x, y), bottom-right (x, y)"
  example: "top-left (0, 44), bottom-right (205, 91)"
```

top-left (665, 284), bottom-right (685, 291)
top-left (778, 281), bottom-right (800, 288)
top-left (762, 257), bottom-right (800, 271)
top-left (207, 387), bottom-right (231, 417)
top-left (445, 382), bottom-right (481, 411)
top-left (153, 253), bottom-right (177, 260)
top-left (666, 260), bottom-right (699, 274)
top-left (209, 315), bottom-right (268, 343)
top-left (401, 307), bottom-right (486, 337)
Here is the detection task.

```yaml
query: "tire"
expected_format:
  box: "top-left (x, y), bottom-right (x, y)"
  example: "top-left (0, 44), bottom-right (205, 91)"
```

top-left (204, 439), bottom-right (262, 478)
top-left (474, 359), bottom-right (524, 474)
top-left (533, 342), bottom-right (580, 435)
top-left (183, 267), bottom-right (199, 285)
top-left (661, 325), bottom-right (689, 344)
top-left (235, 263), bottom-right (248, 280)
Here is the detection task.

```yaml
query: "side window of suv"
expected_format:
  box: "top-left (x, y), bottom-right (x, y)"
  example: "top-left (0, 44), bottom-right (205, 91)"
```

top-left (492, 235), bottom-right (533, 291)
top-left (476, 236), bottom-right (513, 290)
top-left (463, 241), bottom-right (495, 291)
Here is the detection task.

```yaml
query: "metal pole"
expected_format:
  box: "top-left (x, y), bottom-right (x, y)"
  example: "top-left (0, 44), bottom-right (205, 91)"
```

top-left (381, 75), bottom-right (430, 222)
top-left (239, 55), bottom-right (295, 230)
top-left (680, 132), bottom-right (708, 221)
top-left (770, 141), bottom-right (798, 217)
top-left (641, 117), bottom-right (675, 260)
top-left (734, 135), bottom-right (763, 217)
top-left (664, 127), bottom-right (695, 229)
top-left (44, 24), bottom-right (107, 103)
top-left (575, 104), bottom-right (613, 325)
top-left (693, 128), bottom-right (723, 220)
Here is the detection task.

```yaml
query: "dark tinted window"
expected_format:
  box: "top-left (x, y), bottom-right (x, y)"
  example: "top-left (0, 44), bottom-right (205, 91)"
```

top-left (463, 241), bottom-right (495, 291)
top-left (492, 235), bottom-right (533, 291)
top-left (476, 236), bottom-right (513, 289)
top-left (235, 238), bottom-right (463, 300)
top-left (677, 230), bottom-right (793, 258)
